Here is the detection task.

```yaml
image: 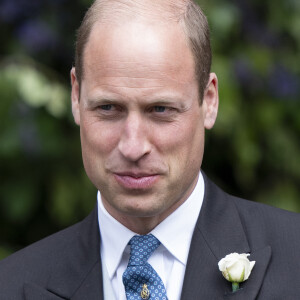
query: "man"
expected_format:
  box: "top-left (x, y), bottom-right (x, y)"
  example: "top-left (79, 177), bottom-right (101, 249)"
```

top-left (1, 0), bottom-right (299, 299)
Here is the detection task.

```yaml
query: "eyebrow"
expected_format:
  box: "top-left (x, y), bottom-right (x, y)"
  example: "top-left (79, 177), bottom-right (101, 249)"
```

top-left (84, 94), bottom-right (121, 109)
top-left (85, 91), bottom-right (189, 109)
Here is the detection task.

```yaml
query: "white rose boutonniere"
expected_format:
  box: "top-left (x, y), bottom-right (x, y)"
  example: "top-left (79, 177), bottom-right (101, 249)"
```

top-left (218, 253), bottom-right (255, 292)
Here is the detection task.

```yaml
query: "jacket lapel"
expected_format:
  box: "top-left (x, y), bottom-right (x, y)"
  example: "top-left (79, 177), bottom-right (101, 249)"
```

top-left (181, 174), bottom-right (271, 300)
top-left (223, 246), bottom-right (271, 299)
top-left (24, 206), bottom-right (104, 300)
top-left (24, 282), bottom-right (66, 300)
top-left (70, 260), bottom-right (103, 300)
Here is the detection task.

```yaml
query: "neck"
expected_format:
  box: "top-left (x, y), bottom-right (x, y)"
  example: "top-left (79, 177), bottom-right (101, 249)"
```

top-left (102, 195), bottom-right (189, 234)
top-left (117, 215), bottom-right (162, 235)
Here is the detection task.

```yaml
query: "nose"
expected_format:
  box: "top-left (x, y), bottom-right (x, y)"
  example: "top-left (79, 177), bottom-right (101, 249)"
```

top-left (118, 113), bottom-right (151, 162)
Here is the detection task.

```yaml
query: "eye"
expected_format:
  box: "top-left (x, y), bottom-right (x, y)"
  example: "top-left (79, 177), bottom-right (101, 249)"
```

top-left (148, 105), bottom-right (177, 122)
top-left (95, 103), bottom-right (124, 119)
top-left (154, 106), bottom-right (166, 113)
top-left (100, 104), bottom-right (113, 111)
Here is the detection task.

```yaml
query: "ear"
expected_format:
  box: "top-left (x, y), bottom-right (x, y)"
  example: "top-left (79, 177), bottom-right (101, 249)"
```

top-left (202, 73), bottom-right (219, 129)
top-left (71, 67), bottom-right (81, 125)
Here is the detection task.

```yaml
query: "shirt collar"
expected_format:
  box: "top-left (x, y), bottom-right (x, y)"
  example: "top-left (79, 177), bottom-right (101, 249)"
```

top-left (151, 172), bottom-right (204, 265)
top-left (98, 196), bottom-right (135, 279)
top-left (98, 171), bottom-right (204, 279)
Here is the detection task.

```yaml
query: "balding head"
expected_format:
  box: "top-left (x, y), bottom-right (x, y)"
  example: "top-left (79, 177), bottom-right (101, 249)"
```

top-left (74, 0), bottom-right (211, 103)
top-left (86, 0), bottom-right (189, 22)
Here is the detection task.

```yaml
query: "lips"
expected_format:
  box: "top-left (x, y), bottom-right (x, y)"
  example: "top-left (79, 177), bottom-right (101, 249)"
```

top-left (113, 173), bottom-right (159, 189)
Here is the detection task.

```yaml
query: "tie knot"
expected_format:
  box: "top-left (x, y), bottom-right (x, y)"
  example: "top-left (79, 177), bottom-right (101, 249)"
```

top-left (128, 234), bottom-right (161, 266)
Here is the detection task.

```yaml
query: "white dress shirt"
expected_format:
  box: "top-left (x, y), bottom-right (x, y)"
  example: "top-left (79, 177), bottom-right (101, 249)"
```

top-left (97, 172), bottom-right (204, 300)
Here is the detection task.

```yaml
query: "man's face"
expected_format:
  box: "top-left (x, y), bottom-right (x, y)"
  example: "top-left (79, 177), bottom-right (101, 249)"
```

top-left (71, 20), bottom-right (218, 231)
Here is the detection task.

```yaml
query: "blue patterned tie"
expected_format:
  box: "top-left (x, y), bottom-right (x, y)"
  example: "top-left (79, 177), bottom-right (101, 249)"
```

top-left (122, 234), bottom-right (168, 300)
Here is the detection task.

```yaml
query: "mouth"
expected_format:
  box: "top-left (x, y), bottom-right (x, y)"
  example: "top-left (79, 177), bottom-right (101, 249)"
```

top-left (113, 172), bottom-right (160, 190)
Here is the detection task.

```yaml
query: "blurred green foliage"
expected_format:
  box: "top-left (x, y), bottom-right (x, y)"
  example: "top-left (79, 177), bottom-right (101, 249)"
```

top-left (0, 0), bottom-right (299, 260)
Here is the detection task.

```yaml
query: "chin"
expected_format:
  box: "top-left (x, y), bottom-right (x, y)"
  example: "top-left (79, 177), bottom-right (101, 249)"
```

top-left (120, 201), bottom-right (166, 218)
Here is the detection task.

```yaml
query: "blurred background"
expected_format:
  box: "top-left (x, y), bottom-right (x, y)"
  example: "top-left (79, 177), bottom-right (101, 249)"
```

top-left (0, 0), bottom-right (299, 259)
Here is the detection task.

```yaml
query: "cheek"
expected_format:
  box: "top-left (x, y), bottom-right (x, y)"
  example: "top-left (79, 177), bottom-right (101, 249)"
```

top-left (154, 119), bottom-right (204, 156)
top-left (81, 120), bottom-right (120, 155)
top-left (80, 121), bottom-right (121, 184)
top-left (158, 121), bottom-right (205, 178)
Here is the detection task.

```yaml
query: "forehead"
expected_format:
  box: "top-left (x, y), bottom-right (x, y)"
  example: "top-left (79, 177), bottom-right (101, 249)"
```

top-left (83, 20), bottom-right (195, 83)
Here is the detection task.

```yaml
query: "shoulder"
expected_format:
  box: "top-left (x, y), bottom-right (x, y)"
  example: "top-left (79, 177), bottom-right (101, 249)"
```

top-left (232, 194), bottom-right (300, 228)
top-left (204, 174), bottom-right (300, 237)
top-left (0, 221), bottom-right (80, 297)
top-left (230, 194), bottom-right (300, 249)
top-left (0, 207), bottom-right (98, 298)
top-left (1, 217), bottom-right (83, 265)
top-left (204, 173), bottom-right (300, 249)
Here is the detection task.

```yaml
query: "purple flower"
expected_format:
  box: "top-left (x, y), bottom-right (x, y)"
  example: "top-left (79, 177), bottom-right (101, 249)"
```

top-left (233, 58), bottom-right (264, 94)
top-left (0, 0), bottom-right (22, 22)
top-left (0, 0), bottom-right (41, 23)
top-left (268, 65), bottom-right (299, 100)
top-left (17, 20), bottom-right (58, 53)
top-left (235, 0), bottom-right (280, 48)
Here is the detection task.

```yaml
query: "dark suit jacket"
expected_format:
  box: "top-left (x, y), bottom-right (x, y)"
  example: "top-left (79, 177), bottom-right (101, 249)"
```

top-left (1, 174), bottom-right (300, 299)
